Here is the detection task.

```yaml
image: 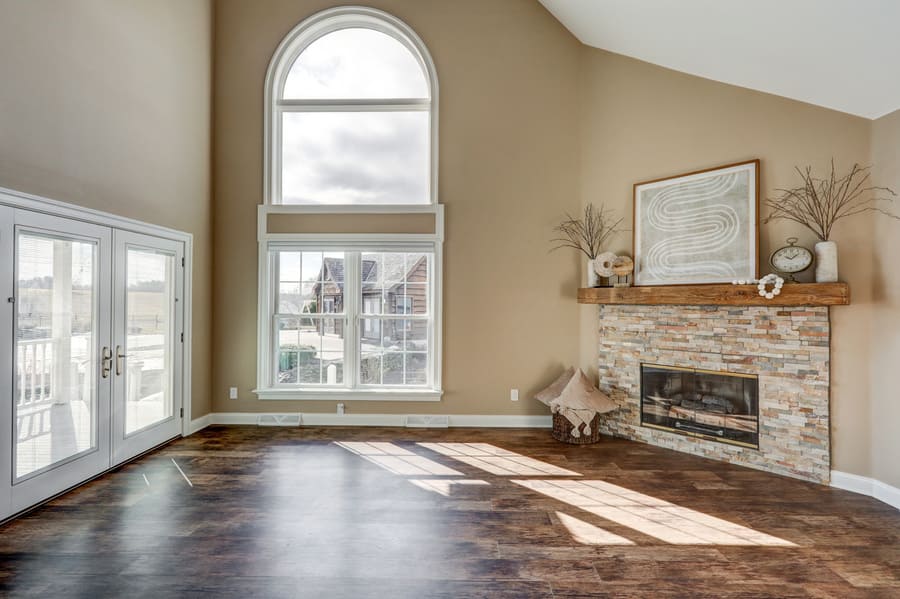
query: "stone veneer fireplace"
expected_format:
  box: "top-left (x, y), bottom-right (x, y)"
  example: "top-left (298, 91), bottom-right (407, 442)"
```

top-left (596, 305), bottom-right (831, 483)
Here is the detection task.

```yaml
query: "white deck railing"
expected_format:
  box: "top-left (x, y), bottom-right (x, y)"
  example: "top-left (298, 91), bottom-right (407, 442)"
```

top-left (16, 338), bottom-right (52, 407)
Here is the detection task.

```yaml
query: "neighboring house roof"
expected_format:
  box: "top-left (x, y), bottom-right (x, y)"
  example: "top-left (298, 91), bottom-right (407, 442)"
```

top-left (324, 257), bottom-right (345, 283)
top-left (318, 255), bottom-right (426, 296)
top-left (363, 254), bottom-right (407, 286)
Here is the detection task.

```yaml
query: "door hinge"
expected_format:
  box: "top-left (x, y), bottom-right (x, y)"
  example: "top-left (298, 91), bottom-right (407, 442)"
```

top-left (180, 407), bottom-right (184, 418)
top-left (181, 257), bottom-right (185, 267)
top-left (180, 332), bottom-right (184, 343)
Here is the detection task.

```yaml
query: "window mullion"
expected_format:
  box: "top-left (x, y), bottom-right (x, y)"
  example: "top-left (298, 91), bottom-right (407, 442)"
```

top-left (428, 252), bottom-right (436, 390)
top-left (278, 98), bottom-right (430, 112)
top-left (270, 250), bottom-right (281, 387)
top-left (274, 109), bottom-right (283, 206)
top-left (345, 251), bottom-right (361, 390)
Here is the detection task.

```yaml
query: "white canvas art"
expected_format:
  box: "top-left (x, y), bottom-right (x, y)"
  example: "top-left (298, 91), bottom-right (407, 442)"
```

top-left (634, 161), bottom-right (758, 286)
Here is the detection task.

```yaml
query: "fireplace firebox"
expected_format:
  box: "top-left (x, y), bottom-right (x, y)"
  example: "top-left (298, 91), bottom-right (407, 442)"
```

top-left (640, 364), bottom-right (759, 448)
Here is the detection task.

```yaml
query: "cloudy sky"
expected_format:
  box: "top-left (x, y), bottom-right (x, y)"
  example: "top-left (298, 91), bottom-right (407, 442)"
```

top-left (280, 28), bottom-right (431, 205)
top-left (18, 234), bottom-right (94, 287)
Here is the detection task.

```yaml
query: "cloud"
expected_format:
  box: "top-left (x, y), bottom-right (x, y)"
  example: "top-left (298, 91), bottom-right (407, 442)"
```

top-left (282, 111), bottom-right (429, 205)
top-left (283, 28), bottom-right (428, 100)
top-left (279, 27), bottom-right (431, 205)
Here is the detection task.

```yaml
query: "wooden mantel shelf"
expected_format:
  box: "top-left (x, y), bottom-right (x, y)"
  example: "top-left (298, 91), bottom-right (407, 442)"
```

top-left (577, 282), bottom-right (850, 307)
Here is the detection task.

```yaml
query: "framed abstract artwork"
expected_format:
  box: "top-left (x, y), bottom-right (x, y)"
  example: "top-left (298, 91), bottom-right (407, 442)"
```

top-left (633, 159), bottom-right (759, 286)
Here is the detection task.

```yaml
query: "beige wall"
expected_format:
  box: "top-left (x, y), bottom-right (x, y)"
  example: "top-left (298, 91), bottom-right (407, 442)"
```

top-left (577, 49), bottom-right (875, 478)
top-left (0, 0), bottom-right (214, 416)
top-left (213, 0), bottom-right (583, 415)
top-left (871, 109), bottom-right (900, 488)
top-left (0, 1), bottom-right (890, 485)
top-left (213, 1), bottom-right (885, 481)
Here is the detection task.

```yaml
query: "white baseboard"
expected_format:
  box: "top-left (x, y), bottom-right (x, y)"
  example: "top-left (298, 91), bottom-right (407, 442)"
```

top-left (200, 412), bottom-right (551, 429)
top-left (874, 479), bottom-right (900, 510)
top-left (831, 470), bottom-right (900, 510)
top-left (188, 414), bottom-right (211, 434)
top-left (211, 412), bottom-right (261, 425)
top-left (301, 413), bottom-right (404, 426)
top-left (830, 470), bottom-right (873, 494)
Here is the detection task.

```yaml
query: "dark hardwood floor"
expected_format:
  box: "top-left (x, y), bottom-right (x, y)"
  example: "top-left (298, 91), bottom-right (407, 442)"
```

top-left (1, 426), bottom-right (898, 598)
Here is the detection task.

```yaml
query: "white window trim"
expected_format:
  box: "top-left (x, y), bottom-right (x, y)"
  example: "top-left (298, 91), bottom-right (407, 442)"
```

top-left (254, 205), bottom-right (444, 401)
top-left (263, 5), bottom-right (440, 206)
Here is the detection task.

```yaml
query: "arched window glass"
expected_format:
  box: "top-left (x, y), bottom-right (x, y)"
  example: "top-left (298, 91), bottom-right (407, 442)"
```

top-left (266, 9), bottom-right (437, 205)
top-left (283, 28), bottom-right (429, 99)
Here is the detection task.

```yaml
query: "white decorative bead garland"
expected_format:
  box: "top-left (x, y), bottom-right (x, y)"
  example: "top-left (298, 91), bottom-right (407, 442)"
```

top-left (756, 273), bottom-right (784, 299)
top-left (730, 274), bottom-right (784, 300)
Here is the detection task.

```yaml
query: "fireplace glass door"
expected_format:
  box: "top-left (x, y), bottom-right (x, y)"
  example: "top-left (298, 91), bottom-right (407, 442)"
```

top-left (641, 364), bottom-right (759, 448)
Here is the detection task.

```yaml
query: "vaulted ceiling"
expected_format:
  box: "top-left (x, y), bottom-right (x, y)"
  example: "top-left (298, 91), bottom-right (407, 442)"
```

top-left (539, 0), bottom-right (900, 119)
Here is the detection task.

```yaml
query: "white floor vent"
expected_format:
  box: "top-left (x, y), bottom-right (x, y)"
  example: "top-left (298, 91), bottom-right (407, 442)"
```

top-left (405, 415), bottom-right (450, 428)
top-left (257, 413), bottom-right (302, 427)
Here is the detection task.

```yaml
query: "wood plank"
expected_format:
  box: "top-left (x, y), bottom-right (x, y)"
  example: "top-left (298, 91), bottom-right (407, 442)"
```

top-left (1, 426), bottom-right (897, 597)
top-left (577, 282), bottom-right (849, 306)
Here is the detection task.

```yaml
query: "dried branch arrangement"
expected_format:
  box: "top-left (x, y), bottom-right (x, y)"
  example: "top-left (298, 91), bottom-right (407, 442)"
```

top-left (764, 161), bottom-right (898, 241)
top-left (551, 204), bottom-right (624, 260)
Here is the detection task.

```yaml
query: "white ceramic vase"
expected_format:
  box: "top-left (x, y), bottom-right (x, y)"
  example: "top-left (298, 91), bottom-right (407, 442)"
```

top-left (586, 258), bottom-right (599, 287)
top-left (814, 240), bottom-right (838, 283)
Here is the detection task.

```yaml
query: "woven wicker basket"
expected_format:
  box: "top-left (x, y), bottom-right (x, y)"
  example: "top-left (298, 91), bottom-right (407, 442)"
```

top-left (552, 412), bottom-right (602, 445)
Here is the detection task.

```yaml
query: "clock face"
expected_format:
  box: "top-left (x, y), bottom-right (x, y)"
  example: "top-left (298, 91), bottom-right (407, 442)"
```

top-left (771, 245), bottom-right (813, 273)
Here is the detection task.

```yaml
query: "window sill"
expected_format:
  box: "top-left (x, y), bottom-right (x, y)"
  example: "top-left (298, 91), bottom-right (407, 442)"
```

top-left (252, 388), bottom-right (443, 402)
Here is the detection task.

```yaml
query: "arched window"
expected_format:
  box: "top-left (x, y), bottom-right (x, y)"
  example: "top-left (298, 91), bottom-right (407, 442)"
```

top-left (257, 8), bottom-right (443, 401)
top-left (264, 7), bottom-right (438, 205)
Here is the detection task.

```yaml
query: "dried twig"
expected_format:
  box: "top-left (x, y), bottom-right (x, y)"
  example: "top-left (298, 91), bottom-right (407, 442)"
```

top-left (550, 204), bottom-right (624, 260)
top-left (763, 160), bottom-right (898, 240)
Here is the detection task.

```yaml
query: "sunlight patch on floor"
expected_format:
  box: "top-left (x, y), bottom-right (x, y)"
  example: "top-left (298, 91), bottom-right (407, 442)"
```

top-left (335, 441), bottom-right (463, 476)
top-left (417, 442), bottom-right (580, 476)
top-left (409, 478), bottom-right (490, 497)
top-left (556, 511), bottom-right (635, 545)
top-left (516, 480), bottom-right (795, 546)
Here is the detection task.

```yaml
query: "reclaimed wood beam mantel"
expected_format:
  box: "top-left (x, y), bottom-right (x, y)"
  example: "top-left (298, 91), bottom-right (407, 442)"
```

top-left (577, 282), bottom-right (849, 307)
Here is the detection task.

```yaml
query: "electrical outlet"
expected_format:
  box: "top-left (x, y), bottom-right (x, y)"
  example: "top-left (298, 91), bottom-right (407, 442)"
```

top-left (510, 388), bottom-right (519, 402)
top-left (229, 387), bottom-right (238, 400)
top-left (337, 402), bottom-right (345, 415)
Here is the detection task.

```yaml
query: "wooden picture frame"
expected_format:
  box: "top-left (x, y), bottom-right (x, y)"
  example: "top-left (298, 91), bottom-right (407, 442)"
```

top-left (633, 159), bottom-right (759, 286)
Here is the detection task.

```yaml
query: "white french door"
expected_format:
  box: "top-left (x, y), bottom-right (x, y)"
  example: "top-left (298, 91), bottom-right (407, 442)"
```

top-left (0, 207), bottom-right (186, 521)
top-left (3, 209), bottom-right (113, 515)
top-left (111, 231), bottom-right (183, 464)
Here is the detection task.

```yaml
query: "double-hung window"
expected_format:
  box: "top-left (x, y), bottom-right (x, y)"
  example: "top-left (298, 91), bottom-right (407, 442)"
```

top-left (269, 248), bottom-right (435, 389)
top-left (257, 7), bottom-right (441, 401)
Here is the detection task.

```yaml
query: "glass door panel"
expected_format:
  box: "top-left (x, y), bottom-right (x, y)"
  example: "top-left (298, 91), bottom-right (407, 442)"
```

top-left (14, 233), bottom-right (98, 479)
top-left (124, 248), bottom-right (175, 435)
top-left (111, 231), bottom-right (183, 465)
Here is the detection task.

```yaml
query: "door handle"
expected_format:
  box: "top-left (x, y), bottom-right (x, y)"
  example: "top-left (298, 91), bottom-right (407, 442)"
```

top-left (101, 347), bottom-right (113, 379)
top-left (115, 345), bottom-right (130, 376)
